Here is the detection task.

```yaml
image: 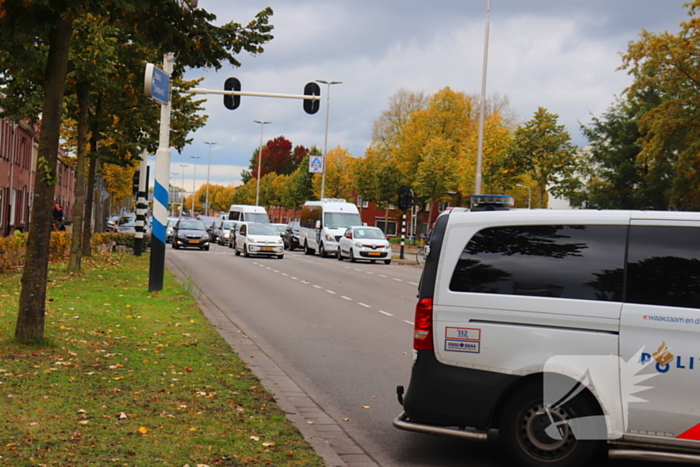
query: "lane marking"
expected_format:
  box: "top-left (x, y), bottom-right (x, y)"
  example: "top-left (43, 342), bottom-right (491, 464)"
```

top-left (291, 276), bottom-right (298, 280)
top-left (404, 320), bottom-right (414, 325)
top-left (378, 310), bottom-right (393, 316)
top-left (341, 296), bottom-right (352, 301)
top-left (393, 278), bottom-right (403, 282)
top-left (281, 273), bottom-right (288, 277)
top-left (409, 282), bottom-right (419, 286)
top-left (313, 285), bottom-right (322, 289)
top-left (358, 303), bottom-right (371, 308)
top-left (326, 290), bottom-right (336, 294)
top-left (379, 275), bottom-right (387, 278)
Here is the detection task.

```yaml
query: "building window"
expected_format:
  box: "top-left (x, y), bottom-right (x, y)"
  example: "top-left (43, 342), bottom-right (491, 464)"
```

top-left (376, 219), bottom-right (397, 236)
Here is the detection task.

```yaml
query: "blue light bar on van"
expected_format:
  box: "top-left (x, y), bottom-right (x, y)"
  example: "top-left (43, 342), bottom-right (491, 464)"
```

top-left (470, 194), bottom-right (514, 208)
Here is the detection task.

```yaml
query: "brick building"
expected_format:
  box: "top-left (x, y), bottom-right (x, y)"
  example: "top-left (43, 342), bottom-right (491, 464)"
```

top-left (0, 115), bottom-right (75, 236)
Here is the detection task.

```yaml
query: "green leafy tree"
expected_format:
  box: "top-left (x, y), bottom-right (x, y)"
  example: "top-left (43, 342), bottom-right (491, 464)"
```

top-left (506, 107), bottom-right (581, 208)
top-left (620, 1), bottom-right (700, 209)
top-left (0, 0), bottom-right (274, 341)
top-left (580, 96), bottom-right (671, 209)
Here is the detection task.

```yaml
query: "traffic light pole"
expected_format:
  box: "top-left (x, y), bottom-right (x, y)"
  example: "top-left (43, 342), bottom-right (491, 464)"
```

top-left (400, 211), bottom-right (406, 260)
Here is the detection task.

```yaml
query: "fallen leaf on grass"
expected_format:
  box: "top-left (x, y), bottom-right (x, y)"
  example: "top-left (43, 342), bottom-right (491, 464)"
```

top-left (78, 420), bottom-right (89, 425)
top-left (262, 442), bottom-right (275, 447)
top-left (138, 427), bottom-right (148, 434)
top-left (250, 436), bottom-right (260, 441)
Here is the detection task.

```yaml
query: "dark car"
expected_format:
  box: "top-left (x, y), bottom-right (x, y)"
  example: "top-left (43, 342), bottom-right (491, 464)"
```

top-left (283, 221), bottom-right (301, 250)
top-left (197, 216), bottom-right (220, 242)
top-left (172, 218), bottom-right (210, 250)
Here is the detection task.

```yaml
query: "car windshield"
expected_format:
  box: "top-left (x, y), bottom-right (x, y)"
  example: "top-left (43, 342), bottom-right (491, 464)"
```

top-left (199, 218), bottom-right (215, 227)
top-left (222, 221), bottom-right (235, 229)
top-left (274, 225), bottom-right (286, 233)
top-left (178, 221), bottom-right (206, 230)
top-left (324, 212), bottom-right (362, 229)
top-left (354, 228), bottom-right (385, 240)
top-left (167, 219), bottom-right (178, 227)
top-left (289, 222), bottom-right (300, 230)
top-left (118, 216), bottom-right (135, 226)
top-left (245, 213), bottom-right (270, 223)
top-left (248, 224), bottom-right (278, 236)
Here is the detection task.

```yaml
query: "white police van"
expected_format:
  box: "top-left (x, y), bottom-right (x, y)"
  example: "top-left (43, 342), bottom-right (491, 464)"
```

top-left (299, 199), bottom-right (362, 257)
top-left (395, 209), bottom-right (700, 466)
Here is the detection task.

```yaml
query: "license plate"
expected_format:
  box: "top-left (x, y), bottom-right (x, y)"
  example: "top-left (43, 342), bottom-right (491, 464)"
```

top-left (261, 247), bottom-right (274, 251)
top-left (190, 240), bottom-right (199, 243)
top-left (368, 252), bottom-right (381, 256)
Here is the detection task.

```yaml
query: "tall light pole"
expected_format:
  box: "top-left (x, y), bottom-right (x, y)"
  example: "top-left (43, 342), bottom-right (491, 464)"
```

top-left (253, 120), bottom-right (271, 206)
top-left (190, 155), bottom-right (201, 214)
top-left (168, 172), bottom-right (182, 215)
top-left (474, 0), bottom-right (491, 196)
top-left (516, 184), bottom-right (532, 209)
top-left (203, 141), bottom-right (216, 216)
top-left (179, 164), bottom-right (188, 212)
top-left (316, 80), bottom-right (342, 200)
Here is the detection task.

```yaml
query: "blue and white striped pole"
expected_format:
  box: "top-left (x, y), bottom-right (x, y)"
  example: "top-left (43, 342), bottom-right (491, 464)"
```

top-left (148, 53), bottom-right (174, 291)
top-left (134, 151), bottom-right (149, 256)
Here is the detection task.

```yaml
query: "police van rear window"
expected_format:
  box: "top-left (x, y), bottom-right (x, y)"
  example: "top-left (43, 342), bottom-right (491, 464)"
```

top-left (449, 224), bottom-right (627, 301)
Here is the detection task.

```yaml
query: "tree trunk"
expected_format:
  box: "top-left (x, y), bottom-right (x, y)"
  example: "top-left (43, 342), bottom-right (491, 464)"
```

top-left (82, 152), bottom-right (97, 256)
top-left (16, 13), bottom-right (73, 341)
top-left (67, 83), bottom-right (90, 272)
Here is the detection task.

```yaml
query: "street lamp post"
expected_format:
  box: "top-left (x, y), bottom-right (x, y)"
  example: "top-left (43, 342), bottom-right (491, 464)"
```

top-left (516, 184), bottom-right (532, 209)
top-left (190, 155), bottom-right (201, 214)
top-left (171, 173), bottom-right (178, 216)
top-left (179, 164), bottom-right (187, 214)
top-left (253, 120), bottom-right (271, 206)
top-left (204, 141), bottom-right (216, 216)
top-left (316, 80), bottom-right (342, 200)
top-left (474, 0), bottom-right (491, 196)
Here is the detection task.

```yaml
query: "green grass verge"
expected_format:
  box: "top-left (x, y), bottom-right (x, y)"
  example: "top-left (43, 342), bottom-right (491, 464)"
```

top-left (0, 253), bottom-right (324, 467)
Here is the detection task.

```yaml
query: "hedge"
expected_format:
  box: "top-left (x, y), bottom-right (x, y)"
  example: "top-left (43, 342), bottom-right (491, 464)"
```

top-left (0, 232), bottom-right (150, 274)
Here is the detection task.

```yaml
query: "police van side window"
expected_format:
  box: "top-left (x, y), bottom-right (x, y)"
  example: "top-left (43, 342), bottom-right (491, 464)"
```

top-left (626, 225), bottom-right (700, 309)
top-left (449, 225), bottom-right (627, 301)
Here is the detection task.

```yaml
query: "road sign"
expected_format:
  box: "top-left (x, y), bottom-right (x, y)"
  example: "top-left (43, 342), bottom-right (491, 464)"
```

top-left (144, 63), bottom-right (170, 105)
top-left (309, 156), bottom-right (324, 173)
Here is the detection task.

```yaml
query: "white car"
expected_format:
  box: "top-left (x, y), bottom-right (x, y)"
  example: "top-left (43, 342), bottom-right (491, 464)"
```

top-left (337, 226), bottom-right (391, 264)
top-left (235, 223), bottom-right (284, 259)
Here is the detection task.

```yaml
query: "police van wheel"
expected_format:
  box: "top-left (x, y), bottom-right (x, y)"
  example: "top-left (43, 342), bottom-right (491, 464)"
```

top-left (319, 243), bottom-right (327, 258)
top-left (499, 381), bottom-right (602, 467)
top-left (304, 242), bottom-right (314, 255)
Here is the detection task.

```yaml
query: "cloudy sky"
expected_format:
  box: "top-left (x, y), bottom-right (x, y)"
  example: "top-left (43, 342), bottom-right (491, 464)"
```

top-left (161, 0), bottom-right (690, 193)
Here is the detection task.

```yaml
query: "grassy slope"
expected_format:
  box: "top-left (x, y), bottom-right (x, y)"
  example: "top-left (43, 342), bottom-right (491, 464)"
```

top-left (0, 252), bottom-right (324, 467)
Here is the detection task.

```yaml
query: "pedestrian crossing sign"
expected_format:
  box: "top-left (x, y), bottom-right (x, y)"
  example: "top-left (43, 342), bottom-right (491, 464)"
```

top-left (309, 156), bottom-right (324, 173)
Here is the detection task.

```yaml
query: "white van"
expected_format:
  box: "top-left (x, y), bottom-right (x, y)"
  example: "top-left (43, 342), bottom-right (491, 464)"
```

top-left (395, 209), bottom-right (700, 466)
top-left (299, 199), bottom-right (362, 257)
top-left (227, 205), bottom-right (270, 223)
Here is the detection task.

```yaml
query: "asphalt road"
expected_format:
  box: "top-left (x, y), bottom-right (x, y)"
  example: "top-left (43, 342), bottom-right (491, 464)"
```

top-left (166, 243), bottom-right (680, 467)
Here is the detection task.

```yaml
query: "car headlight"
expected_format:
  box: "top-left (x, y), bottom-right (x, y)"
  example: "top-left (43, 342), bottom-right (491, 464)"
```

top-left (178, 233), bottom-right (186, 239)
top-left (355, 242), bottom-right (364, 248)
top-left (325, 233), bottom-right (335, 242)
top-left (201, 234), bottom-right (209, 240)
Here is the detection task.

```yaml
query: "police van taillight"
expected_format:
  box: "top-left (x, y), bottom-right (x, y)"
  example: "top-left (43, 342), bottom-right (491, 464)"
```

top-left (413, 298), bottom-right (434, 351)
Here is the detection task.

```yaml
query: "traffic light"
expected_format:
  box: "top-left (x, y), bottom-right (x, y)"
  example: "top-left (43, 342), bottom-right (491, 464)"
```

top-left (398, 185), bottom-right (413, 211)
top-left (303, 82), bottom-right (320, 114)
top-left (132, 170), bottom-right (140, 195)
top-left (223, 77), bottom-right (241, 110)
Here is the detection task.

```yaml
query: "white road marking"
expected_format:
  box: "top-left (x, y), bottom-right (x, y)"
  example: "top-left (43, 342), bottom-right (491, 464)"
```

top-left (409, 282), bottom-right (419, 286)
top-left (341, 296), bottom-right (352, 301)
top-left (291, 276), bottom-right (298, 280)
top-left (393, 278), bottom-right (403, 282)
top-left (366, 272), bottom-right (373, 275)
top-left (378, 310), bottom-right (393, 316)
top-left (358, 303), bottom-right (371, 308)
top-left (326, 290), bottom-right (336, 294)
top-left (313, 285), bottom-right (322, 289)
top-left (281, 273), bottom-right (288, 277)
top-left (379, 275), bottom-right (387, 278)
top-left (404, 320), bottom-right (414, 325)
